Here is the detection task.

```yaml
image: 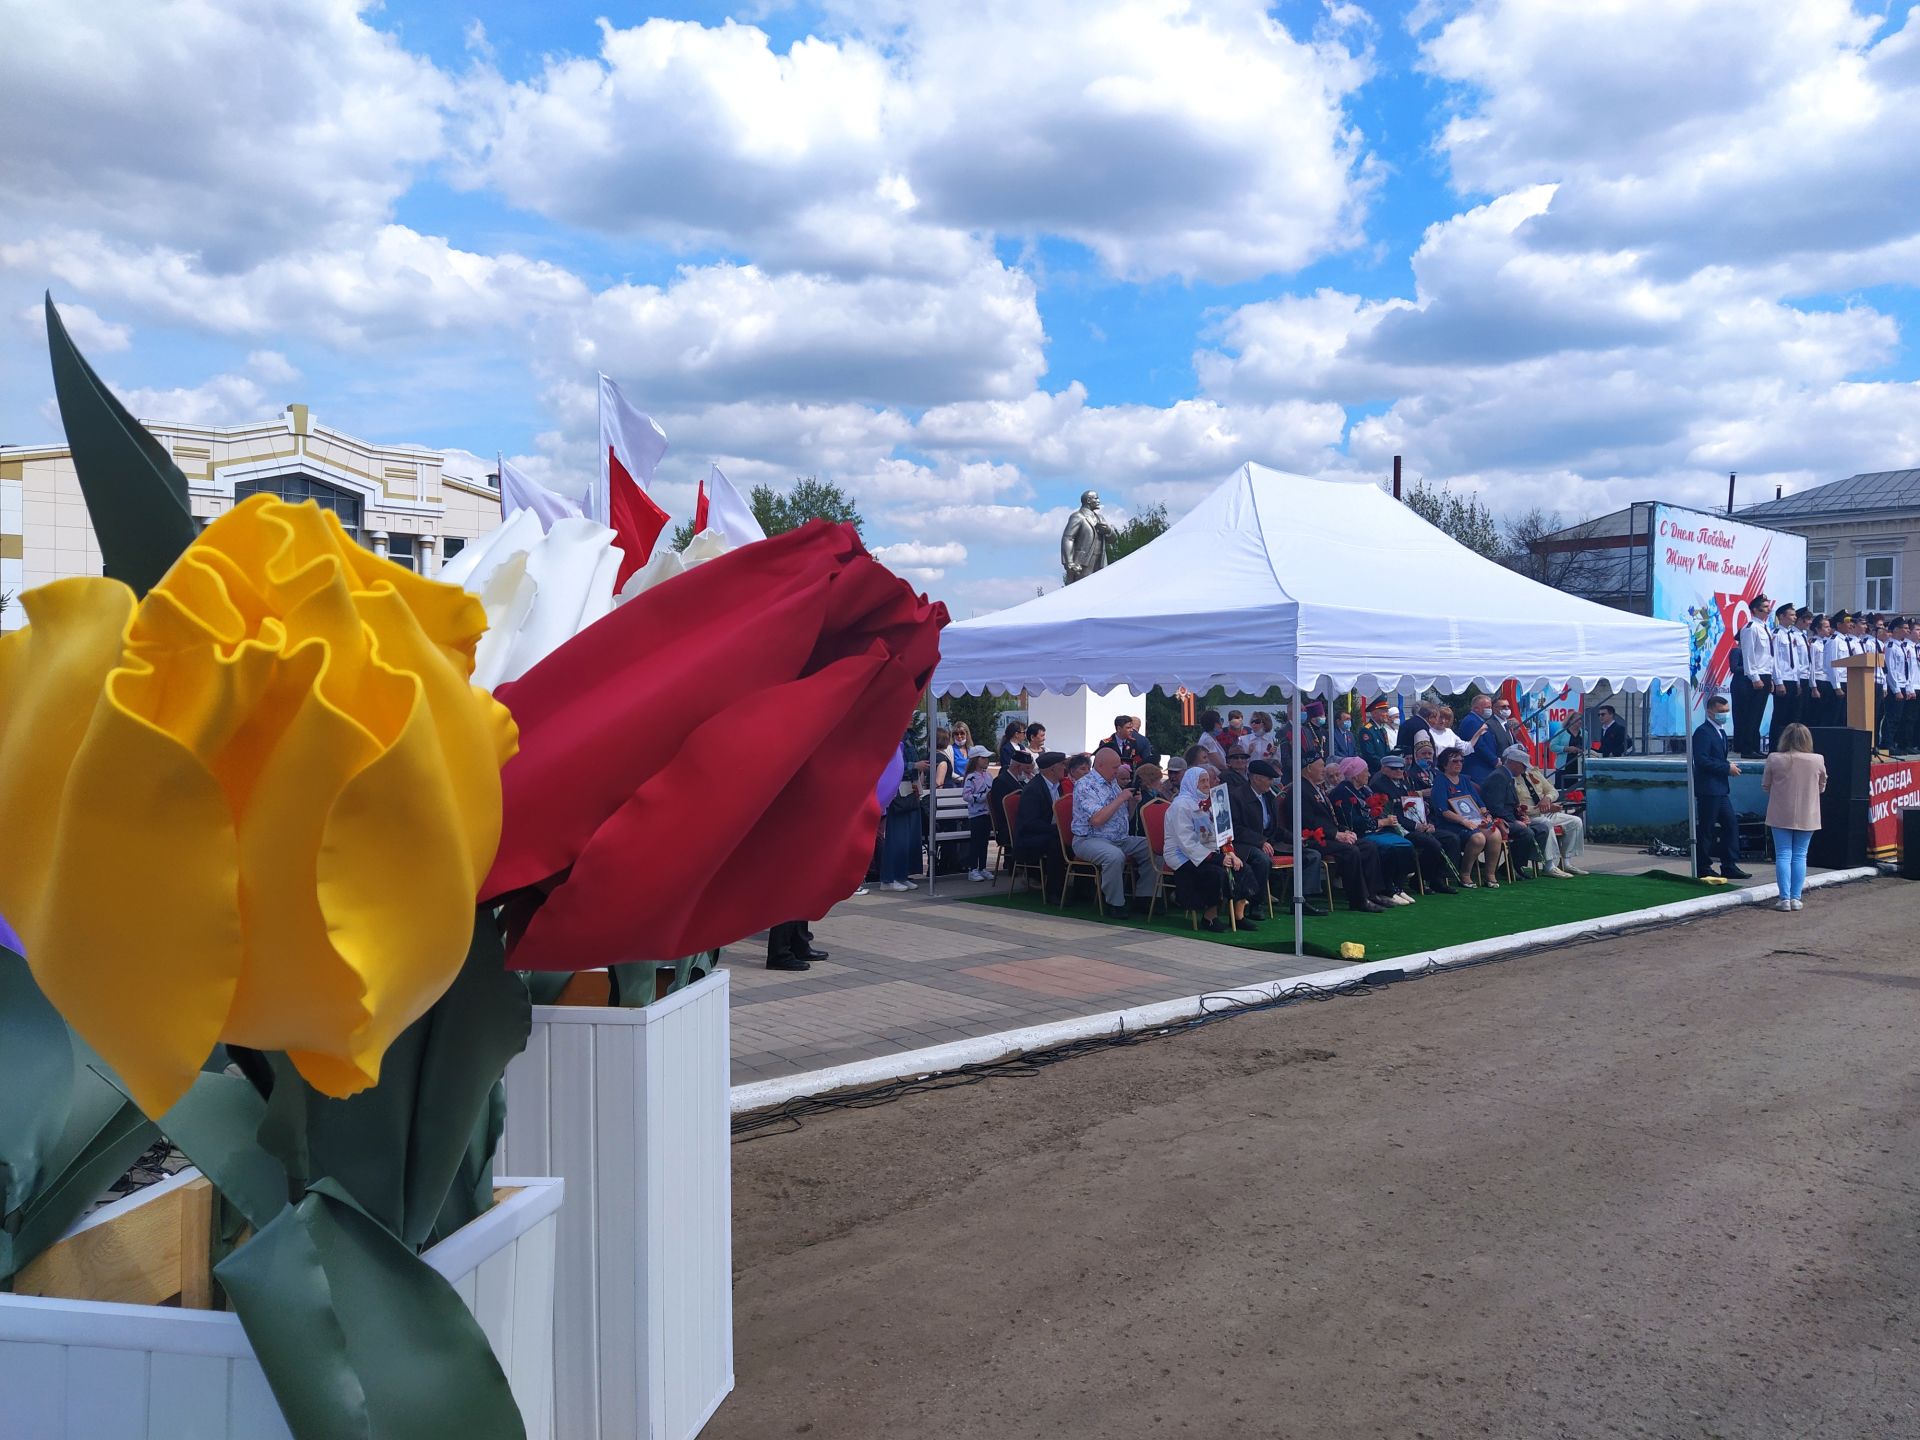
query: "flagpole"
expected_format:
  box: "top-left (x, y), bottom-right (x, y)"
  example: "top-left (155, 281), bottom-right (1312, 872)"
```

top-left (1291, 684), bottom-right (1303, 957)
top-left (925, 686), bottom-right (938, 898)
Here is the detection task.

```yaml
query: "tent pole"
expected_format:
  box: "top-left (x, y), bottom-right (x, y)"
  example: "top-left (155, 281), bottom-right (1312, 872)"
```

top-left (925, 686), bottom-right (937, 898)
top-left (1682, 681), bottom-right (1698, 879)
top-left (1291, 686), bottom-right (1304, 957)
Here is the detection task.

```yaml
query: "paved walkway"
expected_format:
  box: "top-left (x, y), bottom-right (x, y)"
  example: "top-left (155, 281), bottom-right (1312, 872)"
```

top-left (720, 843), bottom-right (1724, 1085)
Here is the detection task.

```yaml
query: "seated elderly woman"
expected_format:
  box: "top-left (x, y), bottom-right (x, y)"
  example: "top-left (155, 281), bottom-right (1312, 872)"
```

top-left (1430, 745), bottom-right (1505, 887)
top-left (1329, 756), bottom-right (1417, 904)
top-left (1368, 754), bottom-right (1461, 894)
top-left (1162, 766), bottom-right (1259, 933)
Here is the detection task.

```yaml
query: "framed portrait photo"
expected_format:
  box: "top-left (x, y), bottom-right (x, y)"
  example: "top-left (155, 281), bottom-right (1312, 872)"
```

top-left (1209, 793), bottom-right (1234, 848)
top-left (1448, 794), bottom-right (1485, 826)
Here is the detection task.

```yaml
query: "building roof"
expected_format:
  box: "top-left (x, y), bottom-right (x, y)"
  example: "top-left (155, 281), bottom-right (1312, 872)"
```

top-left (1737, 469), bottom-right (1920, 523)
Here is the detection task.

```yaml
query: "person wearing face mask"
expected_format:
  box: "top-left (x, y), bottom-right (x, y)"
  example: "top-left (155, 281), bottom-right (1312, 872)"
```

top-left (1458, 694), bottom-right (1504, 786)
top-left (1691, 694), bottom-right (1749, 881)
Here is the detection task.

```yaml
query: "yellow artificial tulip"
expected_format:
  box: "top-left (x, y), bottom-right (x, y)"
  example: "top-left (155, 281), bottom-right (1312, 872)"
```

top-left (0, 495), bottom-right (517, 1117)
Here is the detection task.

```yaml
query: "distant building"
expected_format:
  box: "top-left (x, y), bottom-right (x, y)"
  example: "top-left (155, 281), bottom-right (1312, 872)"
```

top-left (0, 405), bottom-right (501, 630)
top-left (1735, 469), bottom-right (1920, 616)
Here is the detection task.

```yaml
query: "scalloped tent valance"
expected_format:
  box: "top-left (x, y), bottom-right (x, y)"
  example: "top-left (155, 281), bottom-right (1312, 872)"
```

top-left (931, 463), bottom-right (1691, 700)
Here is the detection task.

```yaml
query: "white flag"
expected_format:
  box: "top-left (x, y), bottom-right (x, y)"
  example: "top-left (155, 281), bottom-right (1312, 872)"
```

top-left (596, 372), bottom-right (668, 525)
top-left (499, 455), bottom-right (583, 532)
top-left (697, 464), bottom-right (766, 548)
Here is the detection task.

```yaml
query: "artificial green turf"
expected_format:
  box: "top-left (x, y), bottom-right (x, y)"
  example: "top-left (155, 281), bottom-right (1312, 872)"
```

top-left (956, 868), bottom-right (1726, 961)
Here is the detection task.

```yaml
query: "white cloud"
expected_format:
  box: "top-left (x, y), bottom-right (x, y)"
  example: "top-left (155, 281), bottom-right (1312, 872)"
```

top-left (885, 502), bottom-right (1068, 544)
top-left (2, 227), bottom-right (588, 346)
top-left (20, 299), bottom-right (130, 353)
top-left (245, 350), bottom-right (301, 386)
top-left (915, 382), bottom-right (1347, 480)
top-left (456, 1), bottom-right (1373, 283)
top-left (572, 253), bottom-right (1044, 406)
top-left (0, 0), bottom-right (448, 269)
top-left (1422, 1), bottom-right (1920, 282)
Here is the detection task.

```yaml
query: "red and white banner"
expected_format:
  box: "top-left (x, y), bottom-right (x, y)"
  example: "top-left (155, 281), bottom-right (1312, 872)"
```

top-left (598, 373), bottom-right (671, 587)
top-left (1869, 761), bottom-right (1920, 857)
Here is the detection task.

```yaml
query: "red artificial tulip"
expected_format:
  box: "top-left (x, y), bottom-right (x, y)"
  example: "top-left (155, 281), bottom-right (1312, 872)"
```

top-left (483, 521), bottom-right (946, 968)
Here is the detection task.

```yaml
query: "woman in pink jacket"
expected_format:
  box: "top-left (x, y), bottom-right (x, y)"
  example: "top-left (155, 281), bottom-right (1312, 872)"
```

top-left (1762, 724), bottom-right (1827, 912)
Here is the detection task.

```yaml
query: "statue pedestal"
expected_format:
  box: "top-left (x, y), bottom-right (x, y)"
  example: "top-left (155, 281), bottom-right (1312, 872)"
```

top-left (1028, 685), bottom-right (1148, 760)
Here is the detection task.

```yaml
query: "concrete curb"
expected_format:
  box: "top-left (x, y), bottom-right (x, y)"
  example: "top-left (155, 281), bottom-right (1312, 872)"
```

top-left (729, 866), bottom-right (1881, 1115)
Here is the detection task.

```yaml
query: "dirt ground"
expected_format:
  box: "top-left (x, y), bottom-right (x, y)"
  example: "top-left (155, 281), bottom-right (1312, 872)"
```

top-left (711, 878), bottom-right (1920, 1440)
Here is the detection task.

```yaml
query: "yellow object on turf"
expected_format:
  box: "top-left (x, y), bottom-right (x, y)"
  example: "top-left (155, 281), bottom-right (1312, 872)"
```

top-left (0, 496), bottom-right (517, 1117)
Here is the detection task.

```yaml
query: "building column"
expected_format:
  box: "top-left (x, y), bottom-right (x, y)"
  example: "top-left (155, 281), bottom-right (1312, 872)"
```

top-left (417, 533), bottom-right (437, 578)
top-left (370, 530), bottom-right (389, 559)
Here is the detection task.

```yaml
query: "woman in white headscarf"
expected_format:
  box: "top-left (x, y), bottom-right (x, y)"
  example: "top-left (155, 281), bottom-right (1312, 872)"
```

top-left (1161, 766), bottom-right (1254, 933)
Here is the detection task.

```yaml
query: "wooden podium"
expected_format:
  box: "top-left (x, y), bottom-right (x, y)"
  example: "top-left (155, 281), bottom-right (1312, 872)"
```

top-left (1840, 652), bottom-right (1885, 733)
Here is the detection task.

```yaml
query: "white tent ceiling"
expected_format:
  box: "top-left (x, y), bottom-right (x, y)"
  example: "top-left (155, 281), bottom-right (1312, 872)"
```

top-left (932, 463), bottom-right (1691, 699)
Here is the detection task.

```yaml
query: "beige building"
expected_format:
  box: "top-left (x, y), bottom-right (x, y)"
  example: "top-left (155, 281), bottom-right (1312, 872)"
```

top-left (0, 404), bottom-right (502, 631)
top-left (1736, 469), bottom-right (1920, 617)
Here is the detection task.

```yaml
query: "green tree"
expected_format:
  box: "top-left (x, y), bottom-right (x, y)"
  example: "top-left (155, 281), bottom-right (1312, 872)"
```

top-left (754, 476), bottom-right (863, 537)
top-left (673, 475), bottom-right (865, 550)
top-left (1404, 480), bottom-right (1502, 560)
top-left (1106, 503), bottom-right (1169, 563)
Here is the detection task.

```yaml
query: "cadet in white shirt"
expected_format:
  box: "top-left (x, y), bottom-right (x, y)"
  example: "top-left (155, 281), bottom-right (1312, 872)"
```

top-left (1802, 610), bottom-right (1829, 728)
top-left (1825, 613), bottom-right (1857, 727)
top-left (1883, 618), bottom-right (1913, 753)
top-left (1767, 603), bottom-right (1804, 751)
top-left (1899, 620), bottom-right (1920, 752)
top-left (1734, 595), bottom-right (1776, 757)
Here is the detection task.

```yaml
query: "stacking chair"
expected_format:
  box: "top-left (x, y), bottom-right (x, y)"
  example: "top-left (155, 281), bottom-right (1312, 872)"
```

top-left (1053, 794), bottom-right (1103, 909)
top-left (1002, 792), bottom-right (1050, 898)
top-left (1140, 801), bottom-right (1234, 931)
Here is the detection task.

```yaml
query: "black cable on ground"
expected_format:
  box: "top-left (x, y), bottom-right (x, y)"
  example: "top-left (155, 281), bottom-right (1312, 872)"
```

top-left (731, 877), bottom-right (1869, 1143)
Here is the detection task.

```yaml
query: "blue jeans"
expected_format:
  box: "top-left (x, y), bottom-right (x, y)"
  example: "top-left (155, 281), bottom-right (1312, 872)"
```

top-left (1771, 827), bottom-right (1813, 900)
top-left (880, 809), bottom-right (923, 883)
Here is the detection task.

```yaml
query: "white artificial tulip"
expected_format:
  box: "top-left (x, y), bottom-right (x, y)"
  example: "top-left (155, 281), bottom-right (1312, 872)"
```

top-left (617, 527), bottom-right (734, 602)
top-left (440, 516), bottom-right (738, 689)
top-left (439, 510), bottom-right (622, 689)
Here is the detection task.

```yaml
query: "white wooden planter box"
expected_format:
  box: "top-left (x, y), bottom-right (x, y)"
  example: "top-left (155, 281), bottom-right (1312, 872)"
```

top-left (501, 968), bottom-right (734, 1440)
top-left (0, 1169), bottom-right (564, 1440)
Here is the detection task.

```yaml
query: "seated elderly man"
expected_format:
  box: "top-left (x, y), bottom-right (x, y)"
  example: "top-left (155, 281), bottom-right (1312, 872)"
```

top-left (1479, 745), bottom-right (1543, 875)
top-left (1517, 751), bottom-right (1588, 877)
top-left (1245, 760), bottom-right (1330, 915)
top-left (1071, 746), bottom-right (1155, 918)
top-left (1014, 750), bottom-right (1071, 899)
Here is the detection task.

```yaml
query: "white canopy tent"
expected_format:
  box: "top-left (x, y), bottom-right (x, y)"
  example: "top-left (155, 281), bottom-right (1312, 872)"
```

top-left (934, 462), bottom-right (1690, 701)
top-left (928, 464), bottom-right (1696, 950)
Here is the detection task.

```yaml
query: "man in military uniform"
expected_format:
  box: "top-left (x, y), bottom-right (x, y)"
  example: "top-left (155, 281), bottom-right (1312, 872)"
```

top-left (1060, 489), bottom-right (1116, 584)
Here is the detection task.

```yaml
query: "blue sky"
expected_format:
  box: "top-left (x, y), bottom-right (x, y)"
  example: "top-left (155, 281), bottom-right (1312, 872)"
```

top-left (6, 0), bottom-right (1920, 613)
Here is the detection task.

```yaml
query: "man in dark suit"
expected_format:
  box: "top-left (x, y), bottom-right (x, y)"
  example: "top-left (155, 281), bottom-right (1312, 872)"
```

top-left (1013, 750), bottom-right (1070, 899)
top-left (1595, 704), bottom-right (1628, 757)
top-left (1098, 714), bottom-right (1155, 768)
top-left (1247, 761), bottom-right (1329, 914)
top-left (765, 921), bottom-right (826, 972)
top-left (1297, 756), bottom-right (1387, 912)
top-left (1691, 695), bottom-right (1749, 880)
top-left (1480, 747), bottom-right (1542, 874)
top-left (988, 748), bottom-right (1034, 860)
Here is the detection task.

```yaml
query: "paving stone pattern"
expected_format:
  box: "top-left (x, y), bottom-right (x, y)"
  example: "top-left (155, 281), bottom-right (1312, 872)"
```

top-left (720, 843), bottom-right (1707, 1085)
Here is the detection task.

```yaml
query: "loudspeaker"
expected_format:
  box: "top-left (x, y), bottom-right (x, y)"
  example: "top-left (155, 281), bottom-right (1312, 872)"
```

top-left (1812, 727), bottom-right (1870, 799)
top-left (1809, 800), bottom-right (1870, 869)
top-left (1903, 808), bottom-right (1920, 880)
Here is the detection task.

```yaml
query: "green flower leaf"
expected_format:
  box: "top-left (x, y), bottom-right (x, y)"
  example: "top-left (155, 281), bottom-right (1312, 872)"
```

top-left (44, 292), bottom-right (198, 597)
top-left (217, 1184), bottom-right (526, 1440)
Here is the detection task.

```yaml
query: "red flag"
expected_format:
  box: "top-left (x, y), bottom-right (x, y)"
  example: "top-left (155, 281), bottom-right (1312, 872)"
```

top-left (607, 447), bottom-right (668, 588)
top-left (693, 480), bottom-right (710, 534)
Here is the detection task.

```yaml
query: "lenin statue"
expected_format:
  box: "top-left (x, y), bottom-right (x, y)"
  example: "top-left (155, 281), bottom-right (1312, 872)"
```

top-left (1060, 490), bottom-right (1115, 584)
